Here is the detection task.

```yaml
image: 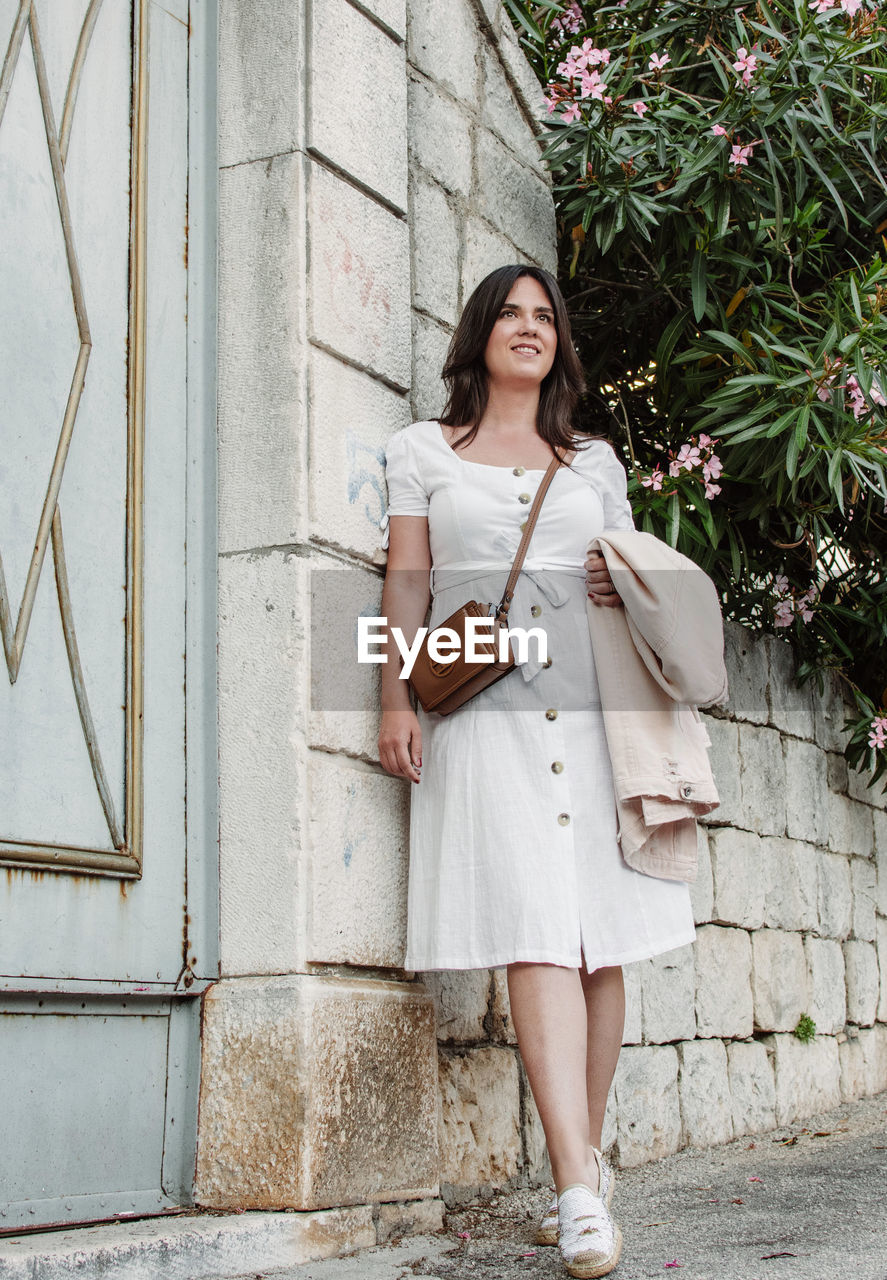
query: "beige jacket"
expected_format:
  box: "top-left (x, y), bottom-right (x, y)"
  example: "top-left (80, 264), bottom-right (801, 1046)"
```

top-left (586, 530), bottom-right (729, 883)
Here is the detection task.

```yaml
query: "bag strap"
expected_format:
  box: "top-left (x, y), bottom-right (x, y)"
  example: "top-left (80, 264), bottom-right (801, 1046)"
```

top-left (494, 446), bottom-right (574, 622)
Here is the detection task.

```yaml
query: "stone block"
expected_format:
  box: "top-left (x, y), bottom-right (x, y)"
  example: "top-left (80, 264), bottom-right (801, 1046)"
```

top-left (761, 836), bottom-right (818, 932)
top-left (218, 0), bottom-right (302, 167)
top-left (723, 622), bottom-right (768, 724)
top-left (218, 551), bottom-right (309, 977)
top-left (412, 177), bottom-right (461, 326)
top-left (195, 975), bottom-right (439, 1209)
top-left (438, 1047), bottom-right (521, 1199)
top-left (814, 669), bottom-right (852, 754)
top-left (762, 1032), bottom-right (841, 1127)
top-left (376, 1197), bottom-right (445, 1243)
top-left (519, 1058), bottom-right (551, 1183)
top-left (689, 823), bottom-right (714, 924)
top-left (489, 969), bottom-right (518, 1044)
top-left (765, 634), bottom-right (815, 740)
top-left (308, 348), bottom-right (411, 558)
top-left (839, 1033), bottom-right (866, 1102)
top-left (474, 130), bottom-right (556, 267)
top-left (461, 217), bottom-right (532, 305)
top-left (726, 1039), bottom-right (777, 1136)
top-left (310, 0), bottom-right (407, 211)
top-left (694, 925), bottom-right (754, 1040)
top-left (496, 11), bottom-right (556, 131)
top-left (783, 737), bottom-right (829, 846)
top-left (851, 857), bottom-right (877, 941)
top-left (878, 916), bottom-right (887, 1023)
top-left (847, 759), bottom-right (885, 806)
top-left (678, 1039), bottom-right (733, 1148)
top-left (622, 960), bottom-right (643, 1045)
top-left (601, 1077), bottom-right (619, 1155)
top-left (481, 45), bottom-right (542, 168)
top-left (700, 715), bottom-right (742, 827)
top-left (875, 810), bottom-right (887, 913)
top-left (640, 944), bottom-right (696, 1044)
top-left (411, 311), bottom-right (452, 422)
top-left (804, 936), bottom-right (847, 1035)
top-left (737, 723), bottom-right (786, 837)
top-left (844, 939), bottom-right (879, 1026)
top-left (218, 154), bottom-right (306, 555)
top-left (614, 1045), bottom-right (682, 1167)
top-left (751, 929), bottom-right (808, 1033)
top-left (309, 163), bottom-right (411, 387)
top-left (829, 791), bottom-right (874, 858)
top-left (307, 754), bottom-right (409, 967)
top-left (408, 75), bottom-right (473, 197)
top-left (358, 0), bottom-right (406, 38)
top-left (858, 1023), bottom-right (887, 1093)
top-left (816, 852), bottom-right (852, 939)
top-left (424, 969), bottom-right (492, 1042)
top-left (408, 0), bottom-right (480, 104)
top-left (709, 827), bottom-right (764, 928)
top-left (306, 558), bottom-right (388, 764)
top-left (827, 749), bottom-right (849, 794)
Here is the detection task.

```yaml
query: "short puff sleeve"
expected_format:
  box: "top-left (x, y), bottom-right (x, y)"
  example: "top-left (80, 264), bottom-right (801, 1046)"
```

top-left (379, 428), bottom-right (430, 549)
top-left (597, 442), bottom-right (635, 531)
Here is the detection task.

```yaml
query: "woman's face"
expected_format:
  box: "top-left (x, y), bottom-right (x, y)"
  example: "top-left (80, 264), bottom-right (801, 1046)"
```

top-left (482, 274), bottom-right (558, 390)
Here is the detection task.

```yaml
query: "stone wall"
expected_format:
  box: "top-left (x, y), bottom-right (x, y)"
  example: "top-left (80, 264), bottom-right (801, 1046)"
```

top-left (205, 0), bottom-right (885, 1251)
top-left (201, 0), bottom-right (557, 1251)
top-left (428, 623), bottom-right (887, 1201)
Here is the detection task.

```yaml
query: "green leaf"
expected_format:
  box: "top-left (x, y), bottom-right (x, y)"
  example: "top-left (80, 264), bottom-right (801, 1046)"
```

top-left (668, 492), bottom-right (681, 548)
top-left (691, 250), bottom-right (708, 323)
top-left (502, 0), bottom-right (543, 41)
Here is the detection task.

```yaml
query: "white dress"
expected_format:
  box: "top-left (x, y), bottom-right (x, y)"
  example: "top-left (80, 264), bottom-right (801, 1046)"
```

top-left (381, 419), bottom-right (697, 972)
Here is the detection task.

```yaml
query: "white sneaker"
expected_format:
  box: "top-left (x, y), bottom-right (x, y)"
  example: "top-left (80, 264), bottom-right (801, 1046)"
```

top-left (534, 1149), bottom-right (614, 1246)
top-left (557, 1152), bottom-right (622, 1278)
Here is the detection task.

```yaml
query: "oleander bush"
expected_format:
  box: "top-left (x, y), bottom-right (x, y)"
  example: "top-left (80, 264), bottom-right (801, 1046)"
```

top-left (508, 0), bottom-right (887, 785)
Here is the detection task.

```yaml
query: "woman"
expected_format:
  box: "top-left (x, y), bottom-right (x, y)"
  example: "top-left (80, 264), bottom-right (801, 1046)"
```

top-left (377, 265), bottom-right (697, 1279)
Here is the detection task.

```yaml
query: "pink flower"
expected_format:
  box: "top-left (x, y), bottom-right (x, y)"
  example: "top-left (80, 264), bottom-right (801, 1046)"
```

top-left (543, 90), bottom-right (559, 115)
top-left (840, 0), bottom-right (864, 10)
top-left (675, 443), bottom-right (702, 471)
top-left (561, 101), bottom-right (581, 123)
top-left (641, 468), bottom-right (665, 490)
top-left (774, 600), bottom-right (795, 627)
top-left (584, 44), bottom-right (611, 66)
top-left (773, 574), bottom-right (790, 596)
top-left (703, 453), bottom-right (723, 482)
top-left (648, 52), bottom-right (670, 71)
top-left (580, 69), bottom-right (606, 100)
top-left (551, 1), bottom-right (583, 35)
top-left (632, 100), bottom-right (649, 117)
top-left (868, 724), bottom-right (887, 750)
top-left (704, 481), bottom-right (722, 500)
top-left (814, 0), bottom-right (836, 10)
top-left (698, 433), bottom-right (713, 447)
top-left (732, 46), bottom-right (758, 85)
top-left (729, 143), bottom-right (754, 166)
top-left (712, 124), bottom-right (728, 136)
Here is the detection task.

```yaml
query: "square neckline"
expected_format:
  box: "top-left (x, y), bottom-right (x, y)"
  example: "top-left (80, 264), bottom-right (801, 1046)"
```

top-left (436, 422), bottom-right (548, 472)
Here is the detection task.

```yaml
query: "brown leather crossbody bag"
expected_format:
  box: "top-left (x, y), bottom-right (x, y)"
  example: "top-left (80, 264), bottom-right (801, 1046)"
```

top-left (408, 448), bottom-right (572, 716)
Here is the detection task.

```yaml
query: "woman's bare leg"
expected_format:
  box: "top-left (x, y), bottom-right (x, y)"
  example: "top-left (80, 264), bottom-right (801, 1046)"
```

top-left (580, 962), bottom-right (625, 1150)
top-left (507, 962), bottom-right (601, 1193)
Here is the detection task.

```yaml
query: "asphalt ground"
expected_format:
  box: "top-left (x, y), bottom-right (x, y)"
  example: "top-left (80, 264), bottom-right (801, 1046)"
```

top-left (212, 1089), bottom-right (887, 1280)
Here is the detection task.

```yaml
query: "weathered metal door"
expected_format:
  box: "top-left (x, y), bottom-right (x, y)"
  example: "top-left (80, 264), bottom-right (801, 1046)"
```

top-left (0, 0), bottom-right (217, 1231)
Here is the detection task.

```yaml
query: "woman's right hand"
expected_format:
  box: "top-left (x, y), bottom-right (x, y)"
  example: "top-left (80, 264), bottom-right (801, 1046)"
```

top-left (379, 708), bottom-right (423, 784)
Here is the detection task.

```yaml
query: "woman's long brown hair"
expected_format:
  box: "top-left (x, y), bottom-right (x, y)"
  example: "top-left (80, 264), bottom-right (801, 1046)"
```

top-left (439, 264), bottom-right (596, 455)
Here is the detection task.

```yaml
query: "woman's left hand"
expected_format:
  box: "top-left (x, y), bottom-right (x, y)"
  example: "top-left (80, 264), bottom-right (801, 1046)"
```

top-left (585, 550), bottom-right (623, 608)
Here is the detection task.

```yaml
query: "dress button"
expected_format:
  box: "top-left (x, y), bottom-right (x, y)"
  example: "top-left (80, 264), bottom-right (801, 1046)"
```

top-left (557, 812), bottom-right (571, 826)
top-left (551, 761), bottom-right (564, 774)
top-left (519, 520), bottom-right (527, 531)
top-left (530, 604), bottom-right (542, 617)
top-left (545, 708), bottom-right (558, 721)
top-left (542, 657), bottom-right (553, 669)
top-left (513, 466), bottom-right (526, 476)
top-left (518, 492), bottom-right (531, 504)
top-left (680, 783), bottom-right (693, 799)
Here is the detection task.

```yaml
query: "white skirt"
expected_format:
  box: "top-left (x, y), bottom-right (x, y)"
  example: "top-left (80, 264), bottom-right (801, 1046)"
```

top-left (403, 567), bottom-right (697, 972)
